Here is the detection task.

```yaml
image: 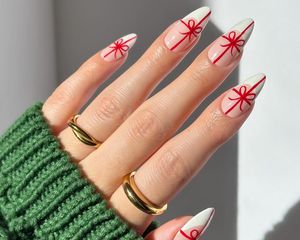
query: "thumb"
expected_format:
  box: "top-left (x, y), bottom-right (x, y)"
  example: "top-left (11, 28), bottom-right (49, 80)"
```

top-left (144, 216), bottom-right (192, 240)
top-left (144, 208), bottom-right (215, 240)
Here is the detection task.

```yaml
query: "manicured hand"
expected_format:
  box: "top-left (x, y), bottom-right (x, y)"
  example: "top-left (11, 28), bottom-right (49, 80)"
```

top-left (42, 6), bottom-right (265, 238)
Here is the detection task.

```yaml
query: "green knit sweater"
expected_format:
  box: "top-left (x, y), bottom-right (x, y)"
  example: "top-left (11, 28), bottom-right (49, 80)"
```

top-left (0, 102), bottom-right (160, 239)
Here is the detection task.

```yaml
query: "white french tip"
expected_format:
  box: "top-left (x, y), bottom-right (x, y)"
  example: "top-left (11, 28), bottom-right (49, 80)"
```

top-left (229, 18), bottom-right (254, 42)
top-left (183, 6), bottom-right (211, 24)
top-left (242, 73), bottom-right (266, 95)
top-left (193, 208), bottom-right (215, 234)
top-left (174, 208), bottom-right (215, 240)
top-left (121, 33), bottom-right (138, 47)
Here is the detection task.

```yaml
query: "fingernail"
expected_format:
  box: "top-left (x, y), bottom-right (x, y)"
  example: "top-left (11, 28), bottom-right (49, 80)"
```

top-left (222, 73), bottom-right (266, 118)
top-left (164, 7), bottom-right (211, 52)
top-left (174, 208), bottom-right (215, 240)
top-left (208, 18), bottom-right (254, 66)
top-left (100, 33), bottom-right (137, 61)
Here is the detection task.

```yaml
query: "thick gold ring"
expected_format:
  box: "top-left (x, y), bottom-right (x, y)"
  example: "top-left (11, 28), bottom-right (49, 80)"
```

top-left (67, 115), bottom-right (102, 148)
top-left (122, 171), bottom-right (167, 215)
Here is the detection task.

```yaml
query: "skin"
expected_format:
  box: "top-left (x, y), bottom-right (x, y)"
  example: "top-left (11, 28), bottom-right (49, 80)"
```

top-left (42, 17), bottom-right (254, 238)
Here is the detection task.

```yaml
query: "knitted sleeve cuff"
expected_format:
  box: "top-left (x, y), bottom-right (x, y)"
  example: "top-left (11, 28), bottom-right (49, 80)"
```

top-left (0, 102), bottom-right (160, 239)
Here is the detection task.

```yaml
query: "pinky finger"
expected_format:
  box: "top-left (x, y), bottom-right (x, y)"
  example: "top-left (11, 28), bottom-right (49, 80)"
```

top-left (144, 208), bottom-right (215, 240)
top-left (42, 33), bottom-right (137, 133)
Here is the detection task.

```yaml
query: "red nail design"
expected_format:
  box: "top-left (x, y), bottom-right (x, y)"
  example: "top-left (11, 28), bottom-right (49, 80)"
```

top-left (100, 33), bottom-right (137, 61)
top-left (208, 18), bottom-right (254, 66)
top-left (222, 73), bottom-right (266, 117)
top-left (174, 208), bottom-right (215, 240)
top-left (164, 7), bottom-right (211, 52)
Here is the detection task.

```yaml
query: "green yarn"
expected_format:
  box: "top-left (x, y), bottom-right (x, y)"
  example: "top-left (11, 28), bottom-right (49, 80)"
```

top-left (0, 102), bottom-right (160, 239)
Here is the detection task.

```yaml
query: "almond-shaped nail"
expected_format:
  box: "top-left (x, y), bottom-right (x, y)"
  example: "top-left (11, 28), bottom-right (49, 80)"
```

top-left (208, 18), bottom-right (254, 66)
top-left (222, 73), bottom-right (266, 118)
top-left (100, 33), bottom-right (137, 62)
top-left (164, 7), bottom-right (211, 52)
top-left (174, 208), bottom-right (215, 240)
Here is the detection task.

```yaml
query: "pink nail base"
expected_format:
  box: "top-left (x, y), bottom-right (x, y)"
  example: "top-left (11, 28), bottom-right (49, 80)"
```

top-left (208, 19), bottom-right (254, 66)
top-left (222, 84), bottom-right (254, 118)
top-left (164, 9), bottom-right (211, 52)
top-left (208, 30), bottom-right (244, 66)
top-left (222, 74), bottom-right (266, 118)
top-left (100, 34), bottom-right (137, 62)
top-left (165, 17), bottom-right (202, 52)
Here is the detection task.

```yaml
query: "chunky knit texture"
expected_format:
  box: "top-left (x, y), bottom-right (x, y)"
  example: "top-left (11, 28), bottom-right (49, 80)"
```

top-left (0, 102), bottom-right (160, 239)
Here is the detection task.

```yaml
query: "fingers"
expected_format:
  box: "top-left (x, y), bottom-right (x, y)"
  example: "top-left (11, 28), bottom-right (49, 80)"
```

top-left (79, 18), bottom-right (254, 198)
top-left (109, 73), bottom-right (266, 230)
top-left (58, 7), bottom-right (211, 160)
top-left (42, 33), bottom-right (137, 134)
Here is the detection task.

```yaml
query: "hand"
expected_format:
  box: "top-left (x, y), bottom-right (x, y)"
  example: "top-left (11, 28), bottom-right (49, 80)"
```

top-left (42, 6), bottom-right (265, 238)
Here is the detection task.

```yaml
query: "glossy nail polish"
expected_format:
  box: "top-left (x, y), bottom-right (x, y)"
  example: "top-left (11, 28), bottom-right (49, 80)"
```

top-left (100, 33), bottom-right (137, 62)
top-left (222, 73), bottom-right (266, 118)
top-left (208, 18), bottom-right (254, 66)
top-left (164, 7), bottom-right (211, 52)
top-left (173, 208), bottom-right (215, 240)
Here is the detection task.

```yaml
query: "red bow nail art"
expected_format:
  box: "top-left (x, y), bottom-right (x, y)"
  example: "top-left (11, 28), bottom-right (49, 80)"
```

top-left (221, 31), bottom-right (245, 56)
top-left (225, 85), bottom-right (256, 114)
top-left (104, 38), bottom-right (130, 59)
top-left (180, 19), bottom-right (203, 41)
top-left (212, 20), bottom-right (254, 65)
top-left (169, 11), bottom-right (211, 51)
top-left (225, 75), bottom-right (266, 115)
top-left (102, 34), bottom-right (137, 61)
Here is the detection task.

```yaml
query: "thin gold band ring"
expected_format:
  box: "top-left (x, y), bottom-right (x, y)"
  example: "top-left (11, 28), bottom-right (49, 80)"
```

top-left (122, 171), bottom-right (167, 215)
top-left (68, 115), bottom-right (102, 148)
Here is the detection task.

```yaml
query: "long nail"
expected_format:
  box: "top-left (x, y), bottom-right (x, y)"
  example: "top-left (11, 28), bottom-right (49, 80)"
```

top-left (164, 7), bottom-right (211, 52)
top-left (208, 18), bottom-right (254, 66)
top-left (100, 33), bottom-right (137, 62)
top-left (174, 208), bottom-right (215, 240)
top-left (222, 73), bottom-right (266, 118)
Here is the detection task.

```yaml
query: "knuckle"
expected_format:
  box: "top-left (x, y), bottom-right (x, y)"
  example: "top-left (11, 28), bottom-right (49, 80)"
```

top-left (202, 109), bottom-right (228, 145)
top-left (147, 45), bottom-right (168, 65)
top-left (77, 60), bottom-right (99, 79)
top-left (156, 149), bottom-right (190, 185)
top-left (188, 62), bottom-right (212, 87)
top-left (128, 108), bottom-right (165, 141)
top-left (188, 68), bottom-right (203, 82)
top-left (140, 46), bottom-right (169, 71)
top-left (44, 81), bottom-right (75, 111)
top-left (93, 93), bottom-right (125, 121)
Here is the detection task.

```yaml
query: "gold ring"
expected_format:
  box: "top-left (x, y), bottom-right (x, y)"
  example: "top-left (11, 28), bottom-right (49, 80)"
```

top-left (122, 171), bottom-right (167, 215)
top-left (67, 115), bottom-right (102, 148)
